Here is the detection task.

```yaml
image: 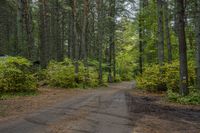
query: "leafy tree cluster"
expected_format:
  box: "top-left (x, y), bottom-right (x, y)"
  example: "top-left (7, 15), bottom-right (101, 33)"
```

top-left (0, 0), bottom-right (135, 92)
top-left (135, 0), bottom-right (200, 101)
top-left (0, 0), bottom-right (136, 82)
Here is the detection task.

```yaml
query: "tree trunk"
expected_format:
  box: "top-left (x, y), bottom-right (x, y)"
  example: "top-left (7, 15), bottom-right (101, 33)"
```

top-left (39, 0), bottom-right (49, 68)
top-left (195, 0), bottom-right (200, 89)
top-left (108, 0), bottom-right (116, 83)
top-left (138, 0), bottom-right (148, 74)
top-left (23, 0), bottom-right (35, 60)
top-left (0, 1), bottom-right (7, 55)
top-left (17, 0), bottom-right (24, 56)
top-left (67, 0), bottom-right (74, 59)
top-left (72, 0), bottom-right (79, 82)
top-left (61, 11), bottom-right (65, 61)
top-left (164, 0), bottom-right (172, 63)
top-left (55, 0), bottom-right (63, 62)
top-left (139, 0), bottom-right (143, 74)
top-left (157, 0), bottom-right (165, 66)
top-left (177, 0), bottom-right (188, 95)
top-left (81, 0), bottom-right (89, 83)
top-left (112, 0), bottom-right (116, 82)
top-left (96, 0), bottom-right (103, 84)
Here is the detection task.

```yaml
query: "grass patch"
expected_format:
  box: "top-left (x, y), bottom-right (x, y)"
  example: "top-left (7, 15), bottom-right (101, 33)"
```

top-left (0, 91), bottom-right (38, 100)
top-left (167, 89), bottom-right (200, 105)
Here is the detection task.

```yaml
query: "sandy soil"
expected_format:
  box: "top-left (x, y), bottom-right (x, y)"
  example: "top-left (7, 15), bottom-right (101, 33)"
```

top-left (0, 87), bottom-right (94, 122)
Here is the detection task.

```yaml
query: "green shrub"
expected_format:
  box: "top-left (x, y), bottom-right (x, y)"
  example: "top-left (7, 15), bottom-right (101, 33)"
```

top-left (46, 59), bottom-right (76, 88)
top-left (167, 89), bottom-right (200, 105)
top-left (163, 61), bottom-right (195, 92)
top-left (117, 52), bottom-right (135, 81)
top-left (46, 58), bottom-right (99, 88)
top-left (0, 56), bottom-right (37, 92)
top-left (86, 68), bottom-right (99, 87)
top-left (136, 61), bottom-right (199, 105)
top-left (118, 70), bottom-right (133, 81)
top-left (114, 74), bottom-right (122, 82)
top-left (136, 61), bottom-right (195, 92)
top-left (33, 69), bottom-right (48, 86)
top-left (136, 64), bottom-right (166, 92)
top-left (78, 64), bottom-right (99, 88)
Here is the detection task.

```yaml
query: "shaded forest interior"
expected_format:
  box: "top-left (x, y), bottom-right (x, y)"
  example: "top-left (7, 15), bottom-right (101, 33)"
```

top-left (0, 0), bottom-right (200, 103)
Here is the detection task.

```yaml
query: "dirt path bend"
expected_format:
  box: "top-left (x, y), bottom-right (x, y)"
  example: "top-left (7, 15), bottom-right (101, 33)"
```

top-left (0, 82), bottom-right (200, 133)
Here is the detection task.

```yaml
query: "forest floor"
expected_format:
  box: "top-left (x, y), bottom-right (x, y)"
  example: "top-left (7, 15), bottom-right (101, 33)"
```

top-left (0, 82), bottom-right (200, 133)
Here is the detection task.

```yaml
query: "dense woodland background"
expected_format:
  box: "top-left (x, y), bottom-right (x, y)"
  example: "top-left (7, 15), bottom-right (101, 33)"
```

top-left (0, 0), bottom-right (200, 104)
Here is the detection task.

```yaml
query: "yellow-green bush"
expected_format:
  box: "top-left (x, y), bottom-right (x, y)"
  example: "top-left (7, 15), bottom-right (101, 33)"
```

top-left (78, 63), bottom-right (99, 87)
top-left (0, 56), bottom-right (37, 92)
top-left (115, 74), bottom-right (122, 82)
top-left (167, 89), bottom-right (200, 105)
top-left (86, 68), bottom-right (99, 87)
top-left (136, 61), bottom-right (195, 92)
top-left (163, 61), bottom-right (195, 92)
top-left (34, 69), bottom-right (47, 83)
top-left (136, 64), bottom-right (166, 92)
top-left (46, 59), bottom-right (99, 88)
top-left (46, 59), bottom-right (76, 88)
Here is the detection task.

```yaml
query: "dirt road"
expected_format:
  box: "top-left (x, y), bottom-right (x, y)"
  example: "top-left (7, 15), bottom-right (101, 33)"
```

top-left (0, 82), bottom-right (200, 133)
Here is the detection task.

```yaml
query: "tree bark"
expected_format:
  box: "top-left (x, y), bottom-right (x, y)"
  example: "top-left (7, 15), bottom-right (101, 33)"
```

top-left (17, 0), bottom-right (24, 56)
top-left (164, 0), bottom-right (172, 63)
top-left (55, 0), bottom-right (63, 62)
top-left (177, 0), bottom-right (188, 95)
top-left (72, 0), bottom-right (79, 82)
top-left (157, 0), bottom-right (165, 66)
top-left (139, 0), bottom-right (143, 74)
top-left (39, 0), bottom-right (49, 68)
top-left (81, 0), bottom-right (89, 83)
top-left (195, 0), bottom-right (200, 89)
top-left (67, 0), bottom-right (74, 59)
top-left (23, 0), bottom-right (35, 60)
top-left (108, 0), bottom-right (116, 83)
top-left (96, 0), bottom-right (103, 84)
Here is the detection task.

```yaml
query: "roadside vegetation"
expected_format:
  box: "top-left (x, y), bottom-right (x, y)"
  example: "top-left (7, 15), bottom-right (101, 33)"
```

top-left (136, 61), bottom-right (200, 105)
top-left (0, 57), bottom-right (37, 93)
top-left (0, 56), bottom-right (134, 99)
top-left (133, 0), bottom-right (200, 105)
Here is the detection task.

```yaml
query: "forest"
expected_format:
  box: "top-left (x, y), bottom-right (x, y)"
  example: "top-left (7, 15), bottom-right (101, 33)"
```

top-left (1, 0), bottom-right (200, 132)
top-left (0, 0), bottom-right (200, 103)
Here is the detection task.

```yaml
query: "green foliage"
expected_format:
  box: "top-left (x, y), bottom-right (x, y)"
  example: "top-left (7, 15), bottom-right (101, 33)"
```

top-left (136, 64), bottom-right (166, 92)
top-left (167, 89), bottom-right (200, 105)
top-left (136, 61), bottom-right (200, 105)
top-left (114, 74), bottom-right (122, 83)
top-left (34, 69), bottom-right (47, 82)
top-left (117, 52), bottom-right (135, 81)
top-left (136, 61), bottom-right (195, 92)
top-left (163, 61), bottom-right (195, 92)
top-left (46, 58), bottom-right (99, 88)
top-left (86, 68), bottom-right (99, 87)
top-left (0, 56), bottom-right (37, 92)
top-left (116, 21), bottom-right (137, 81)
top-left (79, 63), bottom-right (99, 87)
top-left (0, 91), bottom-right (38, 100)
top-left (46, 59), bottom-right (76, 88)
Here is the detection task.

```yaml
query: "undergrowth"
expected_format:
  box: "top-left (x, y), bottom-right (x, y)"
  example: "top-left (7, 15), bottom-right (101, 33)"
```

top-left (0, 91), bottom-right (38, 100)
top-left (136, 61), bottom-right (199, 105)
